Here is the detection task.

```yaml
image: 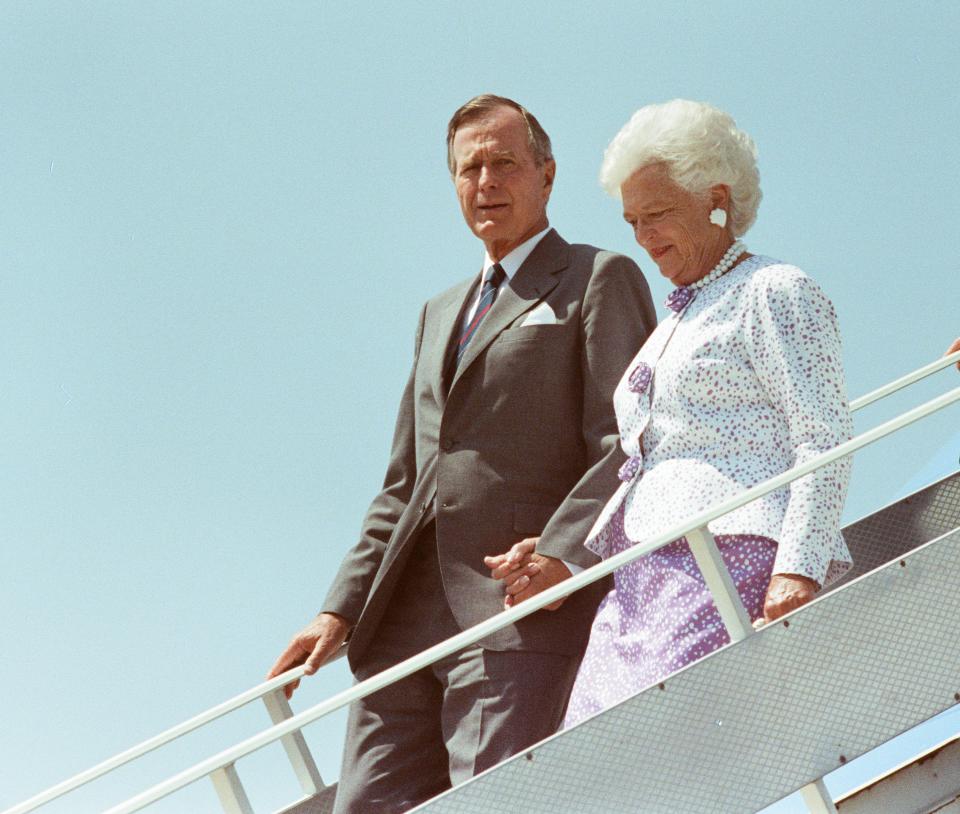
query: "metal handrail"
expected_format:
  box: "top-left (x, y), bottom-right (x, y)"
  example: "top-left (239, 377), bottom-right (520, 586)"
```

top-left (849, 349), bottom-right (959, 412)
top-left (99, 382), bottom-right (960, 814)
top-left (3, 652), bottom-right (343, 814)
top-left (2, 674), bottom-right (314, 814)
top-left (5, 352), bottom-right (957, 814)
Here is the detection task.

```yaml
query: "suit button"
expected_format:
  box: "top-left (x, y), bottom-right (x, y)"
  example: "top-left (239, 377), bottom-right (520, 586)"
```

top-left (441, 439), bottom-right (455, 451)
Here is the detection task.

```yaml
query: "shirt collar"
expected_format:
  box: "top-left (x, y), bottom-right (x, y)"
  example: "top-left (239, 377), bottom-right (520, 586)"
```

top-left (482, 226), bottom-right (552, 281)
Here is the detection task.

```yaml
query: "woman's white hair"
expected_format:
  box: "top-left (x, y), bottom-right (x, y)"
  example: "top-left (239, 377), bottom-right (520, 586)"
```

top-left (600, 99), bottom-right (762, 236)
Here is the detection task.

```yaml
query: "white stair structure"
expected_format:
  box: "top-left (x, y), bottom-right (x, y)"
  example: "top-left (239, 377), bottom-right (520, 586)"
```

top-left (414, 473), bottom-right (960, 813)
top-left (5, 351), bottom-right (960, 814)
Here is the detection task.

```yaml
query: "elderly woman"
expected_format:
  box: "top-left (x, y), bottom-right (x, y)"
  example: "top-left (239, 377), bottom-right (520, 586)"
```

top-left (550, 100), bottom-right (855, 726)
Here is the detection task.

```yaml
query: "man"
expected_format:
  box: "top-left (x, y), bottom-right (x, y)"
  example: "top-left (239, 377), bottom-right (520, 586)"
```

top-left (268, 95), bottom-right (656, 813)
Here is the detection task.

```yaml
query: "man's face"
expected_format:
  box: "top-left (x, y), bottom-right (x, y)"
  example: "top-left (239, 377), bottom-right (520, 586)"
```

top-left (451, 106), bottom-right (555, 261)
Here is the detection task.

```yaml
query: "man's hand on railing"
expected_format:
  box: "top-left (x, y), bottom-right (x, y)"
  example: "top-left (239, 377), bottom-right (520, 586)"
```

top-left (947, 338), bottom-right (960, 370)
top-left (762, 573), bottom-right (819, 624)
top-left (484, 538), bottom-right (571, 611)
top-left (267, 612), bottom-right (351, 699)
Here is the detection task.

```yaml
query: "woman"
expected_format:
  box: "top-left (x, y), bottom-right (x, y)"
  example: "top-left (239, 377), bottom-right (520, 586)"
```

top-left (559, 100), bottom-right (854, 726)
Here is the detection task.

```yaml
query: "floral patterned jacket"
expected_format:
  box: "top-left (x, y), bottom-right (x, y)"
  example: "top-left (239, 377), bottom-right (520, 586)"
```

top-left (585, 255), bottom-right (853, 588)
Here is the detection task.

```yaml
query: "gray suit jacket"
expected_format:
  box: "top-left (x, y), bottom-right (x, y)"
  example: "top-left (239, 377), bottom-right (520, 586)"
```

top-left (323, 230), bottom-right (657, 668)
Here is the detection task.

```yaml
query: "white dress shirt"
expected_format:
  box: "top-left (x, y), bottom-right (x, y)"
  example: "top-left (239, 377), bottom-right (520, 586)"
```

top-left (585, 255), bottom-right (853, 588)
top-left (462, 226), bottom-right (552, 327)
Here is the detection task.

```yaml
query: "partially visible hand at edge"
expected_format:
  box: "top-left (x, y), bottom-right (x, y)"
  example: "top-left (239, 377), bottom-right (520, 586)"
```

top-left (946, 337), bottom-right (960, 371)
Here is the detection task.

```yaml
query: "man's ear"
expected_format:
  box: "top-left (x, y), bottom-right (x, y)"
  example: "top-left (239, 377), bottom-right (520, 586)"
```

top-left (543, 159), bottom-right (557, 195)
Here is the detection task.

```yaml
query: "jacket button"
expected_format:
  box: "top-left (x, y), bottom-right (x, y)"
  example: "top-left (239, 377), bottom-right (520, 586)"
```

top-left (441, 439), bottom-right (455, 451)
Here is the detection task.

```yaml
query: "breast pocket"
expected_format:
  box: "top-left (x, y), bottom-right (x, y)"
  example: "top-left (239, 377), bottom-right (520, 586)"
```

top-left (496, 323), bottom-right (563, 345)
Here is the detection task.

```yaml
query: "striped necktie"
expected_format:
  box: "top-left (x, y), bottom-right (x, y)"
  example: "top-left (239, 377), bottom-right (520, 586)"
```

top-left (455, 263), bottom-right (506, 366)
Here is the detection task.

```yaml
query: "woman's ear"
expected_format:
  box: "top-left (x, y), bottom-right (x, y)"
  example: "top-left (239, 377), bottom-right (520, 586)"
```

top-left (709, 183), bottom-right (731, 211)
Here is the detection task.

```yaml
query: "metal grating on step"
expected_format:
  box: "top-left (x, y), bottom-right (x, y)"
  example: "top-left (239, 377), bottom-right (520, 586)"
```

top-left (833, 471), bottom-right (960, 589)
top-left (274, 786), bottom-right (337, 814)
top-left (414, 523), bottom-right (960, 814)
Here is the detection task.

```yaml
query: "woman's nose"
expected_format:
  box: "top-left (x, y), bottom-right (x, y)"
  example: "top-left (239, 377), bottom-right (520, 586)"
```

top-left (634, 223), bottom-right (654, 246)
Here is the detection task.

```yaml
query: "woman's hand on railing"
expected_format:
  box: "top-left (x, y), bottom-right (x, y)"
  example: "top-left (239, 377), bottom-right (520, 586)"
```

top-left (267, 612), bottom-right (351, 699)
top-left (762, 573), bottom-right (819, 623)
top-left (947, 338), bottom-right (960, 370)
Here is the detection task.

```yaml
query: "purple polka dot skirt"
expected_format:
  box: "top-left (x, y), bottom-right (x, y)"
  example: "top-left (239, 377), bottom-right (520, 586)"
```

top-left (564, 503), bottom-right (776, 728)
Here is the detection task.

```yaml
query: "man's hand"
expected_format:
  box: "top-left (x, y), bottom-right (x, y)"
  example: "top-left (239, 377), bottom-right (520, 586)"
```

top-left (762, 573), bottom-right (819, 623)
top-left (266, 612), bottom-right (351, 699)
top-left (483, 538), bottom-right (572, 611)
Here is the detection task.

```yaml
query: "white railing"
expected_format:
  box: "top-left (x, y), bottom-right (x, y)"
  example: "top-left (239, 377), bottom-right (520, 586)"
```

top-left (3, 655), bottom-right (344, 814)
top-left (848, 349), bottom-right (959, 412)
top-left (6, 349), bottom-right (959, 814)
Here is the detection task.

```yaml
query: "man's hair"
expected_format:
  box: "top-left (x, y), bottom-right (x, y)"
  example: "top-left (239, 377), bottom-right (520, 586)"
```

top-left (446, 94), bottom-right (553, 175)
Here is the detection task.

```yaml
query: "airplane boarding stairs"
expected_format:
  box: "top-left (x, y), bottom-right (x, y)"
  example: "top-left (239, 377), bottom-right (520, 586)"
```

top-left (280, 473), bottom-right (960, 814)
top-left (413, 470), bottom-right (960, 814)
top-left (5, 354), bottom-right (960, 814)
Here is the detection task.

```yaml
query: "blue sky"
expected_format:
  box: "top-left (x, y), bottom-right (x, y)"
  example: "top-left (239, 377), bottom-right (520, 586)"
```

top-left (2, 2), bottom-right (959, 812)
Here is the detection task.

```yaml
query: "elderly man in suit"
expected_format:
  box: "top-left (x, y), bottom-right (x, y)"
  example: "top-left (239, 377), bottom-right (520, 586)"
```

top-left (268, 94), bottom-right (656, 813)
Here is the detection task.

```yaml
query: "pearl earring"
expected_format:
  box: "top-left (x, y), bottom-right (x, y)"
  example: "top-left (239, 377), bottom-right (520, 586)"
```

top-left (709, 208), bottom-right (727, 228)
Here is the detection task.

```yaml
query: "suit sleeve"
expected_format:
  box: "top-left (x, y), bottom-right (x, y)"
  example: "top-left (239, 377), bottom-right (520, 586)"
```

top-left (320, 304), bottom-right (426, 624)
top-left (535, 252), bottom-right (657, 567)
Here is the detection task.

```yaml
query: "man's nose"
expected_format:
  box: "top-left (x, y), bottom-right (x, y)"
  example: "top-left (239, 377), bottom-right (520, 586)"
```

top-left (478, 163), bottom-right (497, 189)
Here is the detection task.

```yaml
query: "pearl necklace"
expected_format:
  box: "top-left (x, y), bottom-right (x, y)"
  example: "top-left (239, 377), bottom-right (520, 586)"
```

top-left (688, 240), bottom-right (746, 290)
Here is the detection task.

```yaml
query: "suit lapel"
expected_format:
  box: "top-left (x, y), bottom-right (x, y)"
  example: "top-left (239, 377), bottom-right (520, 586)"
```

top-left (450, 229), bottom-right (568, 392)
top-left (425, 277), bottom-right (477, 406)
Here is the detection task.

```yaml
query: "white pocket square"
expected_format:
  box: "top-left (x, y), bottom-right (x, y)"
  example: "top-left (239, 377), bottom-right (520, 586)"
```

top-left (520, 302), bottom-right (557, 326)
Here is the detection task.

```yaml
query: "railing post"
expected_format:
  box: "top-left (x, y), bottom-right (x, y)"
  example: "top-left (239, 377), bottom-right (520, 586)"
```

top-left (685, 525), bottom-right (754, 642)
top-left (687, 525), bottom-right (838, 813)
top-left (262, 688), bottom-right (326, 795)
top-left (209, 763), bottom-right (254, 814)
top-left (800, 778), bottom-right (837, 813)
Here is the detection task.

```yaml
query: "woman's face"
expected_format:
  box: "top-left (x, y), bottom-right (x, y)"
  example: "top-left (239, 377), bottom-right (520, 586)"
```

top-left (621, 163), bottom-right (727, 287)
